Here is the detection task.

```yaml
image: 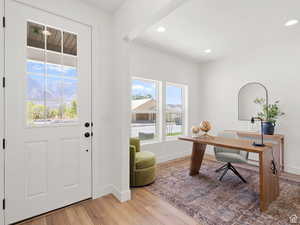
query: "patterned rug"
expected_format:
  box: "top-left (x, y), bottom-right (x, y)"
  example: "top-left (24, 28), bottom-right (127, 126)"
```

top-left (146, 158), bottom-right (300, 225)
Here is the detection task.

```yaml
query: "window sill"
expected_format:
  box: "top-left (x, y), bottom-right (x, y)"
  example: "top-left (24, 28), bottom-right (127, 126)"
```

top-left (140, 136), bottom-right (183, 146)
top-left (165, 136), bottom-right (181, 142)
top-left (141, 140), bottom-right (161, 146)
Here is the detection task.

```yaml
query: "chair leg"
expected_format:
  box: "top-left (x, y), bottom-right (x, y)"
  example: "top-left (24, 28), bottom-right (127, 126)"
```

top-left (215, 163), bottom-right (227, 173)
top-left (229, 164), bottom-right (247, 183)
top-left (219, 167), bottom-right (229, 181)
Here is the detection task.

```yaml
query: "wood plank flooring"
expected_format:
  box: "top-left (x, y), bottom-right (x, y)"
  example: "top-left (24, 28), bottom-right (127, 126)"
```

top-left (15, 156), bottom-right (300, 225)
top-left (16, 188), bottom-right (199, 225)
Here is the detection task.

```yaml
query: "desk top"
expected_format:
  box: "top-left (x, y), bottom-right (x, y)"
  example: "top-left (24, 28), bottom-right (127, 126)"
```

top-left (226, 130), bottom-right (284, 140)
top-left (179, 135), bottom-right (273, 154)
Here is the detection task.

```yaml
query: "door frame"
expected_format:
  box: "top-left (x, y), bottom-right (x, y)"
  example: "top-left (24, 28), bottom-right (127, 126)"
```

top-left (3, 0), bottom-right (96, 224)
top-left (0, 0), bottom-right (4, 224)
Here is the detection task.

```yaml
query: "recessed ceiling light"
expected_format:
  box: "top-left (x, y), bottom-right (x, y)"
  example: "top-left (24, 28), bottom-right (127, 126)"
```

top-left (157, 26), bottom-right (166, 33)
top-left (285, 19), bottom-right (299, 27)
top-left (204, 49), bottom-right (212, 53)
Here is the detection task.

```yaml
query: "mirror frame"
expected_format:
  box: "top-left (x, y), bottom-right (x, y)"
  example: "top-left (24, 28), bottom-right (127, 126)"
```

top-left (238, 82), bottom-right (269, 121)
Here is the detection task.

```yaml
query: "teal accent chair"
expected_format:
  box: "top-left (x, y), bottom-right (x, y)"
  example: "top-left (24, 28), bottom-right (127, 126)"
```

top-left (214, 131), bottom-right (249, 183)
top-left (130, 138), bottom-right (156, 187)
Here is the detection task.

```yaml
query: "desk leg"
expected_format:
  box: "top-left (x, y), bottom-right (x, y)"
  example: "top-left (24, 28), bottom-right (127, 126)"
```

top-left (189, 143), bottom-right (207, 176)
top-left (259, 149), bottom-right (280, 211)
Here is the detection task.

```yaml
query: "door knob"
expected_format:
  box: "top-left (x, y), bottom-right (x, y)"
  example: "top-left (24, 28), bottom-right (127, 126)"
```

top-left (84, 132), bottom-right (90, 138)
top-left (85, 122), bottom-right (90, 128)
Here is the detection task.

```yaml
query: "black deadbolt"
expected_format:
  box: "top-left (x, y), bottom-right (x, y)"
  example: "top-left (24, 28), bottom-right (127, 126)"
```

top-left (84, 132), bottom-right (90, 138)
top-left (85, 122), bottom-right (90, 128)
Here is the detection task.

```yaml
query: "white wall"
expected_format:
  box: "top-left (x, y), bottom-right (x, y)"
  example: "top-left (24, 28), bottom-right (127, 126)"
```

top-left (199, 39), bottom-right (300, 174)
top-left (112, 0), bottom-right (188, 201)
top-left (7, 0), bottom-right (115, 199)
top-left (130, 42), bottom-right (200, 162)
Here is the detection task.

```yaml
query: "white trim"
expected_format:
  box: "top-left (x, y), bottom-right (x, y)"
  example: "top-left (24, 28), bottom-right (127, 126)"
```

top-left (131, 77), bottom-right (161, 142)
top-left (131, 77), bottom-right (189, 142)
top-left (285, 165), bottom-right (300, 175)
top-left (165, 81), bottom-right (187, 139)
top-left (110, 185), bottom-right (131, 202)
top-left (156, 149), bottom-right (191, 163)
top-left (93, 184), bottom-right (131, 202)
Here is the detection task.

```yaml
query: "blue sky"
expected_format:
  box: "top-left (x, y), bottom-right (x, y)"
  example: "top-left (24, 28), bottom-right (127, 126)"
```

top-left (27, 61), bottom-right (77, 104)
top-left (132, 79), bottom-right (182, 105)
top-left (27, 61), bottom-right (77, 77)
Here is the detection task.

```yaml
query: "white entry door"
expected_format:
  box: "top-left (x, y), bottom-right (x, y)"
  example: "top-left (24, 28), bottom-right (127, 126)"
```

top-left (5, 1), bottom-right (92, 224)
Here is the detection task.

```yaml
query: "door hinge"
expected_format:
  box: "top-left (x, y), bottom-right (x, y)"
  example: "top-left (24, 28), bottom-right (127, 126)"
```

top-left (2, 199), bottom-right (5, 210)
top-left (2, 139), bottom-right (5, 150)
top-left (2, 17), bottom-right (5, 28)
top-left (2, 77), bottom-right (5, 88)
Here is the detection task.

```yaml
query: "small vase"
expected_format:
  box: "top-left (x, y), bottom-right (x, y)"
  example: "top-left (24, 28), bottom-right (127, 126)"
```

top-left (262, 121), bottom-right (275, 135)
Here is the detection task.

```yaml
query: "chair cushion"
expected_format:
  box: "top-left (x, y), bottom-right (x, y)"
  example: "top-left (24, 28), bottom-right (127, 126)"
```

top-left (215, 152), bottom-right (247, 164)
top-left (135, 151), bottom-right (156, 169)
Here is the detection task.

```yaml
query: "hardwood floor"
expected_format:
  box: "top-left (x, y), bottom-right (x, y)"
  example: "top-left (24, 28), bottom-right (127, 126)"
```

top-left (16, 188), bottom-right (199, 225)
top-left (15, 155), bottom-right (300, 225)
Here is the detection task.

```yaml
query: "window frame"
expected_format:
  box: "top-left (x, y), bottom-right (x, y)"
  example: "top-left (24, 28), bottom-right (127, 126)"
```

top-left (131, 77), bottom-right (188, 144)
top-left (131, 77), bottom-right (162, 143)
top-left (164, 81), bottom-right (187, 140)
top-left (26, 21), bottom-right (79, 127)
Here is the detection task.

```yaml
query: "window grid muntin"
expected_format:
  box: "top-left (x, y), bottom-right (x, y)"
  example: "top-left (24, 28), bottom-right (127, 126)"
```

top-left (131, 78), bottom-right (187, 143)
top-left (26, 21), bottom-right (78, 125)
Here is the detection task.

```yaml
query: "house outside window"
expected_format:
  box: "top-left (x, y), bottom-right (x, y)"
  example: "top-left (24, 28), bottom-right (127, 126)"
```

top-left (131, 77), bottom-right (187, 143)
top-left (165, 82), bottom-right (186, 138)
top-left (131, 78), bottom-right (160, 142)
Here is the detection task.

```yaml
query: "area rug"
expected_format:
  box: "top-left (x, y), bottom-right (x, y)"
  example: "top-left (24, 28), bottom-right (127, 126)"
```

top-left (146, 158), bottom-right (300, 225)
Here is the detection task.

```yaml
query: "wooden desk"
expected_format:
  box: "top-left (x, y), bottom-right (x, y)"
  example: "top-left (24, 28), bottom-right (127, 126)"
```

top-left (228, 131), bottom-right (285, 173)
top-left (179, 135), bottom-right (280, 212)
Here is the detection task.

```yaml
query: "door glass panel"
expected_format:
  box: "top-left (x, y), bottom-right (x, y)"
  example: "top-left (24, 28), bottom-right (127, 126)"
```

top-left (63, 66), bottom-right (77, 78)
top-left (26, 21), bottom-right (78, 125)
top-left (46, 27), bottom-right (62, 53)
top-left (27, 22), bottom-right (45, 49)
top-left (27, 74), bottom-right (45, 101)
top-left (46, 76), bottom-right (62, 102)
top-left (63, 31), bottom-right (77, 56)
top-left (46, 101), bottom-right (63, 122)
top-left (26, 74), bottom-right (45, 125)
top-left (62, 79), bottom-right (78, 120)
top-left (27, 100), bottom-right (46, 125)
top-left (27, 61), bottom-right (45, 74)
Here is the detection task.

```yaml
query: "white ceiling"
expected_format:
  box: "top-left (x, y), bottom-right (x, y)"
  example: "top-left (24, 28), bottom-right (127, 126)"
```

top-left (80, 0), bottom-right (126, 12)
top-left (136, 0), bottom-right (300, 62)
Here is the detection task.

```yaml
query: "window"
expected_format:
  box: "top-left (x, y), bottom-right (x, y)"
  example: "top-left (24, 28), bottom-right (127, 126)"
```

top-left (131, 77), bottom-right (187, 143)
top-left (165, 83), bottom-right (185, 138)
top-left (131, 79), bottom-right (159, 141)
top-left (26, 21), bottom-right (78, 125)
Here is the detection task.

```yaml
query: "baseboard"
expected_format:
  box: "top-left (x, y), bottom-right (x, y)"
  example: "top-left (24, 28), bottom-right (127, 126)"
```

top-left (157, 150), bottom-right (191, 163)
top-left (285, 166), bottom-right (300, 175)
top-left (110, 185), bottom-right (131, 202)
top-left (93, 185), bottom-right (131, 202)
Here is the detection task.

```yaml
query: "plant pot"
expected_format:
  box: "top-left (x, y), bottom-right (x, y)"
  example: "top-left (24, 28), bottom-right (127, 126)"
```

top-left (262, 121), bottom-right (275, 135)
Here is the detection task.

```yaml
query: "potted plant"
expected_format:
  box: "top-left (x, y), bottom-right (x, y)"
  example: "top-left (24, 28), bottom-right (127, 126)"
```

top-left (254, 98), bottom-right (285, 135)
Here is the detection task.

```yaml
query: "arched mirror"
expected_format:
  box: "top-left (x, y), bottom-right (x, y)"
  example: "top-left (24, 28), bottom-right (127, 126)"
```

top-left (238, 82), bottom-right (268, 121)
